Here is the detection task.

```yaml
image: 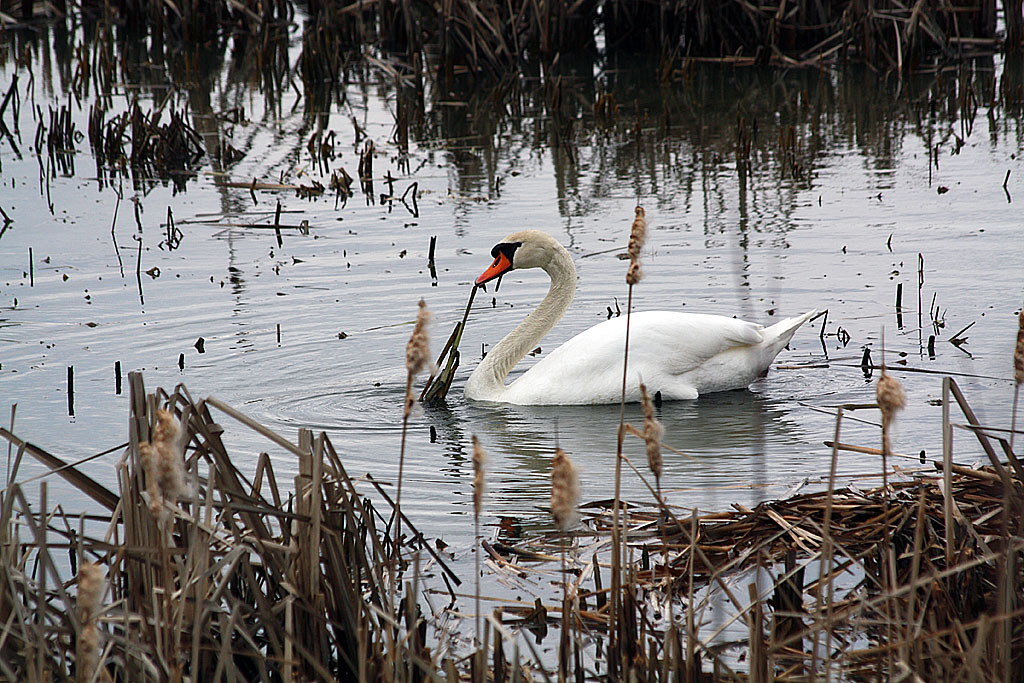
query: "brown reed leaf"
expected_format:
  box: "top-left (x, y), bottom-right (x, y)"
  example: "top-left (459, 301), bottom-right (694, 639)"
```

top-left (551, 448), bottom-right (581, 531)
top-left (77, 562), bottom-right (105, 683)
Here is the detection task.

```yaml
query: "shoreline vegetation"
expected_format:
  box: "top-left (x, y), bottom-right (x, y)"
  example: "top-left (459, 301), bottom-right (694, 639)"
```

top-left (2, 0), bottom-right (1021, 74)
top-left (1, 356), bottom-right (1022, 679)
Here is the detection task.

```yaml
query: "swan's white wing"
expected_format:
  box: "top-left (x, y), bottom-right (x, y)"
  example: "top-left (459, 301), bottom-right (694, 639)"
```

top-left (503, 312), bottom-right (765, 404)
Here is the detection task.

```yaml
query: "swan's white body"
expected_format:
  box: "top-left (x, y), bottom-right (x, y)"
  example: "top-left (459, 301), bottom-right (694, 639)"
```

top-left (465, 230), bottom-right (816, 405)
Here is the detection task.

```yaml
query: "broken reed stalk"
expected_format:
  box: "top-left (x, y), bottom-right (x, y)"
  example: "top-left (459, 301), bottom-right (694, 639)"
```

top-left (1012, 309), bottom-right (1023, 452)
top-left (420, 285), bottom-right (477, 403)
top-left (612, 204), bottom-right (646, 677)
top-left (399, 299), bottom-right (431, 573)
top-left (471, 435), bottom-right (486, 649)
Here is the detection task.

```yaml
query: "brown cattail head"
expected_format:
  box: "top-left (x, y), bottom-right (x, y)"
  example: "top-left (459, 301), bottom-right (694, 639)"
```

top-left (77, 562), bottom-right (105, 622)
top-left (406, 298), bottom-right (432, 377)
top-left (142, 409), bottom-right (187, 519)
top-left (876, 369), bottom-right (907, 426)
top-left (140, 441), bottom-right (163, 518)
top-left (876, 369), bottom-right (907, 454)
top-left (639, 384), bottom-right (664, 481)
top-left (77, 562), bottom-right (105, 683)
top-left (471, 435), bottom-right (487, 516)
top-left (626, 206), bottom-right (646, 286)
top-left (551, 448), bottom-right (581, 531)
top-left (1014, 309), bottom-right (1024, 386)
top-left (153, 409), bottom-right (186, 503)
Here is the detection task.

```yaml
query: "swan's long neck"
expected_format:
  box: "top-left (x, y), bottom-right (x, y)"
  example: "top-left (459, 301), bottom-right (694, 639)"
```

top-left (466, 248), bottom-right (576, 400)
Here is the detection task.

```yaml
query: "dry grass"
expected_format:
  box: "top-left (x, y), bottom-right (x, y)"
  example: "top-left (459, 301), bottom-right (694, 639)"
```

top-left (0, 373), bottom-right (461, 681)
top-left (0, 362), bottom-right (1021, 680)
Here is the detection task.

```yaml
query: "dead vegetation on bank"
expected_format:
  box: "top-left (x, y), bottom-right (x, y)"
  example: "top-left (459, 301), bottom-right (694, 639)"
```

top-left (2, 0), bottom-right (1021, 80)
top-left (1, 367), bottom-right (1022, 680)
top-left (0, 373), bottom-right (464, 681)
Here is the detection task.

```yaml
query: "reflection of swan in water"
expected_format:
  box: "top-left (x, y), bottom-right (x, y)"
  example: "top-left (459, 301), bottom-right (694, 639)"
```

top-left (456, 389), bottom-right (810, 515)
top-left (466, 230), bottom-right (817, 405)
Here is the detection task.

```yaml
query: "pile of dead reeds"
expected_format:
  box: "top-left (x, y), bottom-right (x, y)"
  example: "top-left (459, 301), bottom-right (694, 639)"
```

top-left (0, 372), bottom-right (464, 681)
top-left (1, 376), bottom-right (1021, 680)
top-left (486, 375), bottom-right (1024, 680)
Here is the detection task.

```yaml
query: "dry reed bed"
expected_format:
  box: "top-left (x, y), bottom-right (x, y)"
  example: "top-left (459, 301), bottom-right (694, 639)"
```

top-left (489, 379), bottom-right (1023, 681)
top-left (0, 375), bottom-right (1021, 680)
top-left (0, 372), bottom-right (462, 681)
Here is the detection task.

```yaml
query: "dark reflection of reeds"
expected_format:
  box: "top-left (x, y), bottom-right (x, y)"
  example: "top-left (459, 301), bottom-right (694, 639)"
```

top-left (3, 3), bottom-right (1021, 217)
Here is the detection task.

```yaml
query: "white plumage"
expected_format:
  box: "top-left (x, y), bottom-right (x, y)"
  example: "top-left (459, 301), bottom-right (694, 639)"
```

top-left (465, 230), bottom-right (816, 405)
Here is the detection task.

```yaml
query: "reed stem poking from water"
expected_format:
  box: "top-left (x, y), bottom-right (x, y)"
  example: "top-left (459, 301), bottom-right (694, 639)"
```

top-left (1012, 309), bottom-right (1023, 452)
top-left (398, 299), bottom-right (431, 573)
top-left (612, 204), bottom-right (646, 677)
top-left (471, 435), bottom-right (486, 649)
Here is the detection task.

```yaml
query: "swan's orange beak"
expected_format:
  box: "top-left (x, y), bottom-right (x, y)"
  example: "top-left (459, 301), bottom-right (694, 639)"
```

top-left (476, 251), bottom-right (512, 285)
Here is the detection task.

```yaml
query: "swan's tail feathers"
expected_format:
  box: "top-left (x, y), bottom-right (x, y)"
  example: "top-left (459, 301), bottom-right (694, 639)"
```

top-left (763, 309), bottom-right (820, 353)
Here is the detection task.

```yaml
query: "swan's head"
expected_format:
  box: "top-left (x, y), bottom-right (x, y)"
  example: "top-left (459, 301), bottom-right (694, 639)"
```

top-left (475, 230), bottom-right (564, 285)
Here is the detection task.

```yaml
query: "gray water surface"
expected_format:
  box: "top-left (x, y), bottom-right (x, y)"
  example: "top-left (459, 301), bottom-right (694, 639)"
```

top-left (2, 23), bottom-right (1023, 565)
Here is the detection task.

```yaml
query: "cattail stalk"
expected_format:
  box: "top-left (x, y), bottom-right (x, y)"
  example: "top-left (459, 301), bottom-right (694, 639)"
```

top-left (1012, 309), bottom-right (1023, 452)
top-left (551, 447), bottom-right (580, 682)
top-left (471, 435), bottom-right (486, 648)
top-left (613, 205), bottom-right (645, 678)
top-left (397, 299), bottom-right (431, 574)
top-left (876, 365), bottom-right (905, 676)
top-left (76, 562), bottom-right (105, 683)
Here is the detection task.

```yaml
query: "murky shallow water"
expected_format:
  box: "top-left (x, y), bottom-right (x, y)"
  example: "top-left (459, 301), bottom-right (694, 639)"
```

top-left (2, 16), bottom-right (1023, 627)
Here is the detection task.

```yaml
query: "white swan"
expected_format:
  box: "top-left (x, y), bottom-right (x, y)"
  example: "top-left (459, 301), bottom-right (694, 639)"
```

top-left (464, 230), bottom-right (817, 405)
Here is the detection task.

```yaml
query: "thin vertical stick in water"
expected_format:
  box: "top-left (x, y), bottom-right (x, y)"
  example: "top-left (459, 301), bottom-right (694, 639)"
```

top-left (812, 406), bottom-right (842, 679)
top-left (943, 376), bottom-right (954, 565)
top-left (67, 365), bottom-right (74, 416)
